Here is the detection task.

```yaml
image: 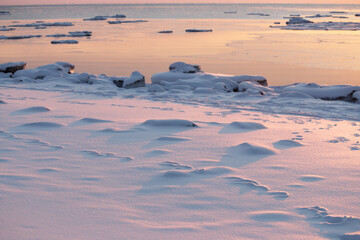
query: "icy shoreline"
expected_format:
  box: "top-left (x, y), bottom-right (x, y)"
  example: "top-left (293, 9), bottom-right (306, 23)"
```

top-left (1, 61), bottom-right (359, 122)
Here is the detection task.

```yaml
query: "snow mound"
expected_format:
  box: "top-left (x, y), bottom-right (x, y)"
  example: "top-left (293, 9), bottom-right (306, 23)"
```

top-left (250, 211), bottom-right (294, 222)
top-left (220, 121), bottom-right (267, 134)
top-left (13, 62), bottom-right (74, 80)
top-left (273, 140), bottom-right (303, 149)
top-left (300, 175), bottom-right (326, 182)
top-left (12, 106), bottom-right (50, 115)
top-left (18, 122), bottom-right (64, 129)
top-left (297, 206), bottom-right (360, 239)
top-left (229, 143), bottom-right (276, 156)
top-left (142, 119), bottom-right (198, 128)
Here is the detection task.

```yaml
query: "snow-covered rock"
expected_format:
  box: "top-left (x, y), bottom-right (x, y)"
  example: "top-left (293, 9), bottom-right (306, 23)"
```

top-left (0, 62), bottom-right (26, 74)
top-left (151, 62), bottom-right (268, 92)
top-left (113, 71), bottom-right (145, 89)
top-left (282, 83), bottom-right (360, 102)
top-left (51, 40), bottom-right (78, 44)
top-left (13, 62), bottom-right (74, 80)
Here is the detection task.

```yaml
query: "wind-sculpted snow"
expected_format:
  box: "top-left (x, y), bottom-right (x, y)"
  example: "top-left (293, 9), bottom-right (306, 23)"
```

top-left (298, 206), bottom-right (360, 240)
top-left (141, 119), bottom-right (198, 128)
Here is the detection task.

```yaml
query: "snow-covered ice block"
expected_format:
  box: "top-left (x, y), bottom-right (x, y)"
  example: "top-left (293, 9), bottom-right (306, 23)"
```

top-left (151, 62), bottom-right (268, 92)
top-left (283, 83), bottom-right (360, 102)
top-left (13, 62), bottom-right (74, 80)
top-left (113, 71), bottom-right (145, 88)
top-left (0, 62), bottom-right (26, 74)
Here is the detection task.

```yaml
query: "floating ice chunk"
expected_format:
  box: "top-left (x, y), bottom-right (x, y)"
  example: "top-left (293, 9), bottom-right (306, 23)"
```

top-left (0, 62), bottom-right (26, 74)
top-left (272, 21), bottom-right (360, 31)
top-left (84, 16), bottom-right (108, 21)
top-left (108, 20), bottom-right (148, 24)
top-left (224, 11), bottom-right (237, 14)
top-left (186, 29), bottom-right (212, 32)
top-left (286, 17), bottom-right (313, 24)
top-left (0, 35), bottom-right (42, 40)
top-left (9, 22), bottom-right (73, 27)
top-left (0, 11), bottom-right (10, 15)
top-left (305, 14), bottom-right (332, 18)
top-left (356, 14), bottom-right (360, 17)
top-left (0, 27), bottom-right (15, 31)
top-left (158, 30), bottom-right (173, 33)
top-left (113, 71), bottom-right (145, 88)
top-left (51, 40), bottom-right (78, 44)
top-left (247, 13), bottom-right (270, 16)
top-left (330, 11), bottom-right (347, 14)
top-left (68, 31), bottom-right (92, 37)
top-left (46, 34), bottom-right (67, 37)
top-left (111, 14), bottom-right (126, 18)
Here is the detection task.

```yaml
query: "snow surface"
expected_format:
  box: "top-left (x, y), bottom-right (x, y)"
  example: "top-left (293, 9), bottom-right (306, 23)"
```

top-left (1, 62), bottom-right (360, 240)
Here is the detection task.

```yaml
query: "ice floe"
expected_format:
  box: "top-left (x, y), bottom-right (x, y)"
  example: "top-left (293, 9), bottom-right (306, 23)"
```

top-left (0, 35), bottom-right (42, 40)
top-left (185, 29), bottom-right (212, 32)
top-left (247, 13), bottom-right (270, 16)
top-left (108, 20), bottom-right (148, 24)
top-left (9, 22), bottom-right (74, 27)
top-left (0, 26), bottom-right (15, 31)
top-left (51, 40), bottom-right (79, 44)
top-left (271, 20), bottom-right (360, 31)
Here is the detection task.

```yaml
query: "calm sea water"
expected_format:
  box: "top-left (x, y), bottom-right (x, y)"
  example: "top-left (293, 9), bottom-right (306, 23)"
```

top-left (1, 4), bottom-right (360, 20)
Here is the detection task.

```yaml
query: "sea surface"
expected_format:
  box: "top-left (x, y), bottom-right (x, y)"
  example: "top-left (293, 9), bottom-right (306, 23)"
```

top-left (1, 3), bottom-right (360, 20)
top-left (1, 4), bottom-right (360, 85)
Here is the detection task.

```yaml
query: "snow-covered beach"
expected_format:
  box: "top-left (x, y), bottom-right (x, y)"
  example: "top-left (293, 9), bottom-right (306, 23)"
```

top-left (1, 3), bottom-right (360, 240)
top-left (1, 60), bottom-right (360, 239)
